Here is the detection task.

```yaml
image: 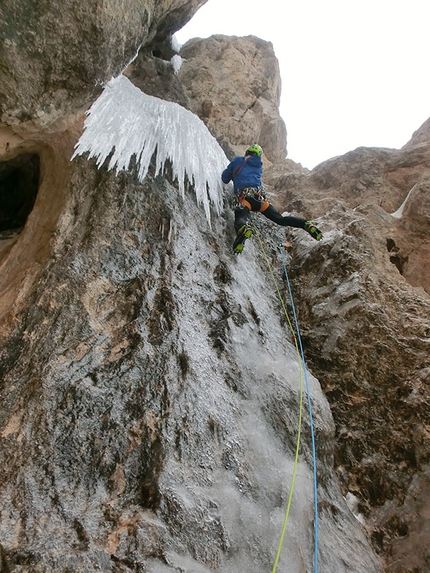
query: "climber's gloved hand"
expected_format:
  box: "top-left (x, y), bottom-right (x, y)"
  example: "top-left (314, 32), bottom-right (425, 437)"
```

top-left (304, 221), bottom-right (323, 241)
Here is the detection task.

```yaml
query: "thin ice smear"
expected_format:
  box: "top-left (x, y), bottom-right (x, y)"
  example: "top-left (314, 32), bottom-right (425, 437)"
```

top-left (391, 184), bottom-right (416, 219)
top-left (72, 75), bottom-right (228, 223)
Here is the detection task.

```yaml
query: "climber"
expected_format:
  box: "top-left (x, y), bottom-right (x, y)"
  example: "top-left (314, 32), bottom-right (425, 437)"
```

top-left (221, 144), bottom-right (323, 253)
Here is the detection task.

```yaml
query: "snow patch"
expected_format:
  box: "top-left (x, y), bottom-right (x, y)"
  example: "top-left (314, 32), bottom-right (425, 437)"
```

top-left (345, 492), bottom-right (366, 525)
top-left (171, 54), bottom-right (183, 74)
top-left (72, 75), bottom-right (227, 223)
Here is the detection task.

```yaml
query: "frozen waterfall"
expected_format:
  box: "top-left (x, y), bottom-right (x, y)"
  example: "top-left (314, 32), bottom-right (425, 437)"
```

top-left (72, 75), bottom-right (227, 223)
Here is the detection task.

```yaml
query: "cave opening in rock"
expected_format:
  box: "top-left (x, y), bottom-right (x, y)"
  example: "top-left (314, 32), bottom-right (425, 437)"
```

top-left (0, 153), bottom-right (40, 234)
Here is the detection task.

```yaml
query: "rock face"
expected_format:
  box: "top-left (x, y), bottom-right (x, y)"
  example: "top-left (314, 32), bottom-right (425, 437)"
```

top-left (403, 117), bottom-right (430, 148)
top-left (0, 0), bottom-right (207, 125)
top-left (178, 35), bottom-right (287, 164)
top-left (0, 0), bottom-right (206, 325)
top-left (173, 26), bottom-right (430, 572)
top-left (0, 153), bottom-right (380, 572)
top-left (0, 2), bottom-right (429, 573)
top-left (0, 2), bottom-right (381, 573)
top-left (263, 125), bottom-right (430, 571)
top-left (270, 132), bottom-right (430, 296)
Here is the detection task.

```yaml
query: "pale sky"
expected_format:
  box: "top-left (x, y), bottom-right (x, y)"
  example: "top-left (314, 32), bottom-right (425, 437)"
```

top-left (176, 0), bottom-right (430, 169)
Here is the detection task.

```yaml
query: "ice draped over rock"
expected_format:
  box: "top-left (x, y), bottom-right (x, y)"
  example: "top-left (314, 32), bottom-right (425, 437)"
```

top-left (1, 0), bottom-right (430, 571)
top-left (73, 75), bottom-right (226, 223)
top-left (0, 133), bottom-right (382, 572)
top-left (0, 2), bottom-right (384, 562)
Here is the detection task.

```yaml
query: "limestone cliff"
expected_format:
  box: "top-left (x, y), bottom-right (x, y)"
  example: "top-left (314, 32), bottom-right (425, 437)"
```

top-left (182, 36), bottom-right (430, 572)
top-left (0, 2), bottom-right (428, 573)
top-left (176, 29), bottom-right (430, 573)
top-left (178, 34), bottom-right (287, 164)
top-left (0, 2), bottom-right (381, 572)
top-left (277, 132), bottom-right (430, 573)
top-left (173, 24), bottom-right (430, 572)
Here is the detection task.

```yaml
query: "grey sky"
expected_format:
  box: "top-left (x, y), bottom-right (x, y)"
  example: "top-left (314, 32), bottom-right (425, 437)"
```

top-left (176, 0), bottom-right (430, 168)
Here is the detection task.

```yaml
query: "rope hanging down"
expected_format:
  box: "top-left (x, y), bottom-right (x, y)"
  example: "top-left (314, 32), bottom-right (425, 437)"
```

top-left (249, 218), bottom-right (319, 573)
top-left (278, 244), bottom-right (319, 573)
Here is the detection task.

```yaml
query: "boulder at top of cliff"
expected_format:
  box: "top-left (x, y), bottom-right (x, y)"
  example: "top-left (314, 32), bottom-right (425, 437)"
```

top-left (178, 34), bottom-right (287, 164)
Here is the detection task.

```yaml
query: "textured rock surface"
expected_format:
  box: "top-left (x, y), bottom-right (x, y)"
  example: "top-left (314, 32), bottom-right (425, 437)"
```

top-left (271, 133), bottom-right (430, 296)
top-left (0, 2), bottom-right (382, 573)
top-left (0, 155), bottom-right (380, 572)
top-left (177, 35), bottom-right (287, 164)
top-left (0, 0), bottom-right (207, 125)
top-left (403, 117), bottom-right (430, 148)
top-left (176, 31), bottom-right (430, 570)
top-left (0, 0), bottom-right (206, 326)
top-left (1, 0), bottom-right (429, 571)
top-left (265, 124), bottom-right (430, 572)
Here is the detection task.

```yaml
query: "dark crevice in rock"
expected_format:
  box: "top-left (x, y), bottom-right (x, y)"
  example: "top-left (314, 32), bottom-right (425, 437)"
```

top-left (0, 153), bottom-right (40, 234)
top-left (139, 435), bottom-right (164, 511)
top-left (386, 237), bottom-right (408, 275)
top-left (0, 543), bottom-right (10, 573)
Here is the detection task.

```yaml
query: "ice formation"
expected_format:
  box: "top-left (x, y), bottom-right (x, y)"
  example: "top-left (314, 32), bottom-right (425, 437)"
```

top-left (72, 75), bottom-right (228, 222)
top-left (391, 183), bottom-right (416, 219)
top-left (171, 34), bottom-right (181, 53)
top-left (170, 54), bottom-right (183, 74)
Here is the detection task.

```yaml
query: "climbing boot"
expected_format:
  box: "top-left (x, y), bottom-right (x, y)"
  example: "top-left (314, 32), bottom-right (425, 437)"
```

top-left (233, 225), bottom-right (253, 253)
top-left (304, 221), bottom-right (323, 241)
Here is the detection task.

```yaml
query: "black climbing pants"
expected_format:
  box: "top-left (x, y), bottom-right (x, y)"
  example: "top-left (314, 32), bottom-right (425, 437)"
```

top-left (234, 199), bottom-right (306, 232)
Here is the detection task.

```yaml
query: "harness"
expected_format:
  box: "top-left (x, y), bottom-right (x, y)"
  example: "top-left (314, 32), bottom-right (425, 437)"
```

top-left (238, 186), bottom-right (266, 201)
top-left (231, 186), bottom-right (270, 213)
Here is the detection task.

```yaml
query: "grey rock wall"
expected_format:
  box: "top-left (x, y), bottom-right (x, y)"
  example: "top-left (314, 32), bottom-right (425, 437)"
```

top-left (6, 0), bottom-right (429, 570)
top-left (0, 156), bottom-right (381, 572)
top-left (0, 0), bottom-right (207, 124)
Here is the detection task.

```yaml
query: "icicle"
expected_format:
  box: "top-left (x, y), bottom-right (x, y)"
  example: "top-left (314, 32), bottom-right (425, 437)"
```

top-left (72, 75), bottom-right (228, 223)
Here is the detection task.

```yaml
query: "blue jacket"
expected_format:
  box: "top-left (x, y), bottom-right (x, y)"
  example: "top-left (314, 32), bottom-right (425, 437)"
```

top-left (222, 155), bottom-right (263, 193)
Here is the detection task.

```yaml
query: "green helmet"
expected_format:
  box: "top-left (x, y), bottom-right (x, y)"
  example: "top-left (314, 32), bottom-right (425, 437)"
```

top-left (246, 144), bottom-right (263, 157)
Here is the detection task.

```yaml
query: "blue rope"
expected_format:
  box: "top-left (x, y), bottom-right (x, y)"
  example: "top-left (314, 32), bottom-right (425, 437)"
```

top-left (278, 244), bottom-right (319, 573)
top-left (249, 219), bottom-right (305, 573)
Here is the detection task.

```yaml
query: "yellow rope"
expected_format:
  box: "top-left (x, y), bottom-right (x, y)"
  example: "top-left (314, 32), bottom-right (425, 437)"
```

top-left (249, 219), bottom-right (304, 573)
